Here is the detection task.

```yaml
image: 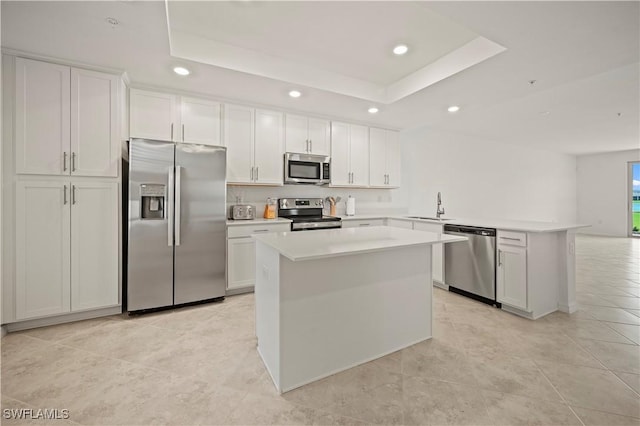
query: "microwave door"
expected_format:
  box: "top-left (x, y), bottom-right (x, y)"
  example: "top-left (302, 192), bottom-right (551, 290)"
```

top-left (287, 160), bottom-right (321, 184)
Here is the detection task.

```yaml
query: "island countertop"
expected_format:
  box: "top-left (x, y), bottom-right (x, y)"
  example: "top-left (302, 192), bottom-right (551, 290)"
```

top-left (252, 226), bottom-right (466, 262)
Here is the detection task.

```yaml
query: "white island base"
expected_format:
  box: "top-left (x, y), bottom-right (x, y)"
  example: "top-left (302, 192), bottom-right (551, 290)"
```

top-left (253, 226), bottom-right (465, 393)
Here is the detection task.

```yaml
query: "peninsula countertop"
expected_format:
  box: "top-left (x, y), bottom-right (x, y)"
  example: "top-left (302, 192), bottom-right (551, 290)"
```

top-left (252, 226), bottom-right (466, 261)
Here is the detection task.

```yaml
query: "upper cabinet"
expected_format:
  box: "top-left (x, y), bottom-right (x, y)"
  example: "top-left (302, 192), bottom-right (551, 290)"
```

top-left (369, 128), bottom-right (401, 188)
top-left (330, 122), bottom-right (369, 187)
top-left (285, 114), bottom-right (330, 155)
top-left (224, 104), bottom-right (283, 185)
top-left (129, 89), bottom-right (221, 146)
top-left (15, 58), bottom-right (119, 177)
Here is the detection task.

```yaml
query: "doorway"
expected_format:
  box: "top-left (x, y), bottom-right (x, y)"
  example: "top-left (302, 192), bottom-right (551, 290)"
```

top-left (631, 162), bottom-right (640, 237)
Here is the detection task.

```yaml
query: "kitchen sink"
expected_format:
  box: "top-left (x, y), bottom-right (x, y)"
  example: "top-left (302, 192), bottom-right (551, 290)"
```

top-left (405, 216), bottom-right (455, 221)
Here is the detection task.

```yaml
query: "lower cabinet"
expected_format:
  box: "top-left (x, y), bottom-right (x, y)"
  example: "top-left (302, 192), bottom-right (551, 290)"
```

top-left (413, 221), bottom-right (444, 284)
top-left (226, 222), bottom-right (291, 292)
top-left (15, 179), bottom-right (118, 320)
top-left (497, 241), bottom-right (528, 311)
top-left (385, 218), bottom-right (413, 229)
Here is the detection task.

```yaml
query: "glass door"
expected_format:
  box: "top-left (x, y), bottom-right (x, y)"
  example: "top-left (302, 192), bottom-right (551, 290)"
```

top-left (631, 162), bottom-right (640, 237)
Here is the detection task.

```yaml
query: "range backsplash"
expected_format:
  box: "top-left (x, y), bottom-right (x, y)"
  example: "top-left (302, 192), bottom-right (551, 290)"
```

top-left (227, 185), bottom-right (408, 217)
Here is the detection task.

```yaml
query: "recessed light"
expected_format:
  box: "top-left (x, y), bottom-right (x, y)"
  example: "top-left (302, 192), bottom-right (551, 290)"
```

top-left (288, 90), bottom-right (301, 98)
top-left (173, 67), bottom-right (190, 76)
top-left (447, 106), bottom-right (460, 113)
top-left (368, 107), bottom-right (379, 114)
top-left (393, 44), bottom-right (408, 55)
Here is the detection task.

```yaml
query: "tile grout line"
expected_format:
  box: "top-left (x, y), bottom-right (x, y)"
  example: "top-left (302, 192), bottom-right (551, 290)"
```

top-left (534, 362), bottom-right (586, 426)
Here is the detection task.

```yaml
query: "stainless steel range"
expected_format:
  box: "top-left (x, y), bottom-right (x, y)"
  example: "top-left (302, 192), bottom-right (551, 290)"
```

top-left (278, 198), bottom-right (342, 231)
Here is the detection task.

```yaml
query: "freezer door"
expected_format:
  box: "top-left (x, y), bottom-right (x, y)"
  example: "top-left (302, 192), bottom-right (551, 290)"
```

top-left (127, 139), bottom-right (175, 311)
top-left (174, 143), bottom-right (227, 304)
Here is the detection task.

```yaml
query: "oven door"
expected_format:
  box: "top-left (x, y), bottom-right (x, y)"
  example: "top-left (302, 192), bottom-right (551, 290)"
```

top-left (284, 153), bottom-right (330, 185)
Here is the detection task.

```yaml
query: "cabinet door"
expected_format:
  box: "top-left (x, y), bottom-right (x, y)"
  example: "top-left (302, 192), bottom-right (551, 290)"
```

top-left (284, 114), bottom-right (309, 154)
top-left (70, 68), bottom-right (119, 177)
top-left (414, 221), bottom-right (444, 283)
top-left (497, 245), bottom-right (528, 311)
top-left (224, 104), bottom-right (254, 183)
top-left (227, 238), bottom-right (256, 290)
top-left (70, 182), bottom-right (119, 311)
top-left (330, 122), bottom-right (351, 186)
top-left (254, 109), bottom-right (284, 185)
top-left (386, 131), bottom-right (401, 188)
top-left (15, 58), bottom-right (70, 175)
top-left (349, 124), bottom-right (369, 187)
top-left (181, 97), bottom-right (221, 145)
top-left (368, 127), bottom-right (387, 187)
top-left (15, 181), bottom-right (71, 319)
top-left (130, 89), bottom-right (178, 141)
top-left (386, 219), bottom-right (413, 229)
top-left (307, 117), bottom-right (330, 155)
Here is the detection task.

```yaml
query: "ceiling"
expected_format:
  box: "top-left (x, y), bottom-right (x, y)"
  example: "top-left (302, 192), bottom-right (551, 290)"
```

top-left (1, 1), bottom-right (638, 155)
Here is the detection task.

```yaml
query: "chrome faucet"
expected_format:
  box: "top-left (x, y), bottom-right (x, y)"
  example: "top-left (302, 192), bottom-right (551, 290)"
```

top-left (436, 192), bottom-right (445, 219)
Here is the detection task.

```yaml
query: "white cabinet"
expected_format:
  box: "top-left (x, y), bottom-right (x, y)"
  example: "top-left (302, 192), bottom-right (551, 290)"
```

top-left (285, 114), bottom-right (330, 155)
top-left (413, 221), bottom-right (444, 284)
top-left (330, 122), bottom-right (369, 187)
top-left (227, 223), bottom-right (291, 292)
top-left (224, 104), bottom-right (283, 185)
top-left (497, 231), bottom-right (528, 311)
top-left (369, 128), bottom-right (401, 188)
top-left (15, 58), bottom-right (118, 177)
top-left (342, 219), bottom-right (385, 228)
top-left (130, 89), bottom-right (221, 145)
top-left (15, 180), bottom-right (119, 320)
top-left (70, 182), bottom-right (119, 311)
top-left (386, 218), bottom-right (413, 229)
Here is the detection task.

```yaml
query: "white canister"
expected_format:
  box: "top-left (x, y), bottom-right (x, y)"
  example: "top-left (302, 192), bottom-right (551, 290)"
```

top-left (346, 195), bottom-right (356, 216)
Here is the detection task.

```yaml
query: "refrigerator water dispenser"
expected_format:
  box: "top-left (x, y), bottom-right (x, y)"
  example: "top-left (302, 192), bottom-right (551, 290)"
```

top-left (140, 184), bottom-right (165, 219)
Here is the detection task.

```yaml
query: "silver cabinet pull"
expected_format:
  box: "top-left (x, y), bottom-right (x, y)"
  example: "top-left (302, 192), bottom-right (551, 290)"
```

top-left (171, 123), bottom-right (174, 141)
top-left (500, 237), bottom-right (521, 241)
top-left (182, 124), bottom-right (185, 142)
top-left (250, 167), bottom-right (254, 181)
top-left (253, 229), bottom-right (269, 233)
top-left (498, 249), bottom-right (502, 266)
top-left (175, 166), bottom-right (182, 246)
top-left (359, 223), bottom-right (370, 226)
top-left (255, 167), bottom-right (259, 181)
top-left (63, 185), bottom-right (68, 205)
top-left (71, 185), bottom-right (77, 204)
top-left (63, 152), bottom-right (68, 172)
top-left (167, 167), bottom-right (174, 246)
top-left (309, 139), bottom-right (313, 153)
top-left (71, 152), bottom-right (76, 172)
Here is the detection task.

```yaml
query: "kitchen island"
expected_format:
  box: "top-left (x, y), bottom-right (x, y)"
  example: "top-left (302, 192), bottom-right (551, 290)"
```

top-left (252, 226), bottom-right (465, 393)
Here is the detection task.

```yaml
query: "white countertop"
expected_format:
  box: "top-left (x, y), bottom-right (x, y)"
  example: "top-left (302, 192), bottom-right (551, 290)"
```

top-left (393, 216), bottom-right (589, 233)
top-left (252, 226), bottom-right (467, 261)
top-left (226, 217), bottom-right (291, 227)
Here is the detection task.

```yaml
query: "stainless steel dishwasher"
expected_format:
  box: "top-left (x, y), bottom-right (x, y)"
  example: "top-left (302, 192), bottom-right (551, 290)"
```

top-left (443, 224), bottom-right (499, 307)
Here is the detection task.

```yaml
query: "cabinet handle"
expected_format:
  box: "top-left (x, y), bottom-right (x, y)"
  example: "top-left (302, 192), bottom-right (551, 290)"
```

top-left (63, 185), bottom-right (68, 205)
top-left (71, 185), bottom-right (77, 205)
top-left (63, 152), bottom-right (68, 172)
top-left (309, 139), bottom-right (313, 153)
top-left (253, 229), bottom-right (269, 233)
top-left (359, 223), bottom-right (370, 226)
top-left (71, 152), bottom-right (76, 172)
top-left (255, 167), bottom-right (259, 181)
top-left (498, 249), bottom-right (502, 266)
top-left (182, 124), bottom-right (185, 142)
top-left (171, 123), bottom-right (174, 141)
top-left (500, 237), bottom-right (521, 241)
top-left (250, 167), bottom-right (254, 181)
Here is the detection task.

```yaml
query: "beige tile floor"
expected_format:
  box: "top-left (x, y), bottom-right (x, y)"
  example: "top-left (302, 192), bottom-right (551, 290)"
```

top-left (2, 234), bottom-right (639, 425)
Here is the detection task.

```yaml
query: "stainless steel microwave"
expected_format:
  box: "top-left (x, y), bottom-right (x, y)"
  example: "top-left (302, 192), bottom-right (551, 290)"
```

top-left (284, 152), bottom-right (331, 185)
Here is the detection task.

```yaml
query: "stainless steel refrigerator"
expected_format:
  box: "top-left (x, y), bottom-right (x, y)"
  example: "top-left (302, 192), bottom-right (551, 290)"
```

top-left (124, 139), bottom-right (226, 312)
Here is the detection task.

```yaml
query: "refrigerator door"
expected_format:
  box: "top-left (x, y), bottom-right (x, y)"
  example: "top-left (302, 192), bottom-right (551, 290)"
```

top-left (174, 143), bottom-right (227, 304)
top-left (127, 139), bottom-right (175, 311)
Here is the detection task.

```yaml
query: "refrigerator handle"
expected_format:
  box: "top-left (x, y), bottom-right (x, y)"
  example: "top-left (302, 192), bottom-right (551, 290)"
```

top-left (175, 166), bottom-right (182, 246)
top-left (167, 167), bottom-right (174, 246)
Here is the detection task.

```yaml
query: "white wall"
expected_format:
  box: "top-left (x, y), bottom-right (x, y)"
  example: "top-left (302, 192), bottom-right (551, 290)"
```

top-left (401, 127), bottom-right (577, 223)
top-left (577, 149), bottom-right (640, 237)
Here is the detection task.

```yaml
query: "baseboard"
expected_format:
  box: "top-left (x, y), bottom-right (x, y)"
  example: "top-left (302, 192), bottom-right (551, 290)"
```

top-left (433, 281), bottom-right (449, 290)
top-left (4, 306), bottom-right (122, 332)
top-left (1, 325), bottom-right (7, 339)
top-left (226, 286), bottom-right (254, 296)
top-left (558, 302), bottom-right (578, 314)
